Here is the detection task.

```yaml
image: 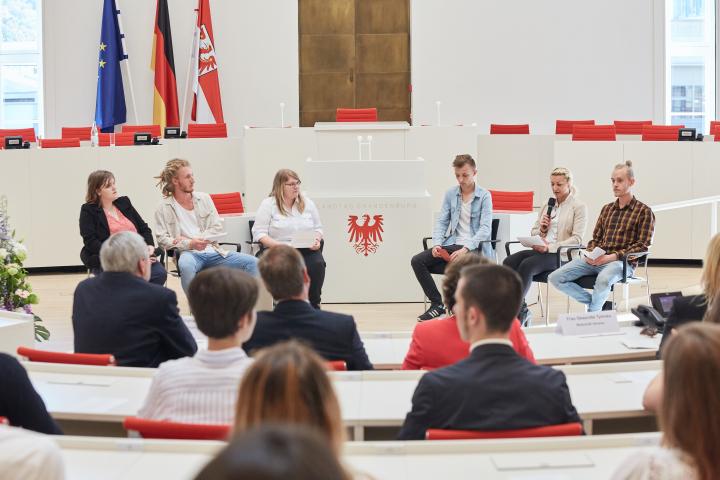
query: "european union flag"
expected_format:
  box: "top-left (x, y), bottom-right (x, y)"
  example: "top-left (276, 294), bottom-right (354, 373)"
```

top-left (95, 0), bottom-right (127, 132)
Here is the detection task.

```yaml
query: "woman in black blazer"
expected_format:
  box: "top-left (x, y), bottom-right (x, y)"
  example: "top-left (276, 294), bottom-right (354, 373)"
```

top-left (79, 170), bottom-right (167, 285)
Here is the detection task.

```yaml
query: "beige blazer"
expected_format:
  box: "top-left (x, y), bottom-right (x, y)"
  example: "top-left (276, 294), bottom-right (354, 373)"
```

top-left (530, 193), bottom-right (587, 253)
top-left (154, 192), bottom-right (227, 254)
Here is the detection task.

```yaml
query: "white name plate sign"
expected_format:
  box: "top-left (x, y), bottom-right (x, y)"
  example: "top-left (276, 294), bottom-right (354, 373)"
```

top-left (556, 311), bottom-right (620, 336)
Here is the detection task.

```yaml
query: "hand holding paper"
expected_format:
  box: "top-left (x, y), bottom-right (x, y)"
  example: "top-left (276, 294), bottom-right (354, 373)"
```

top-left (583, 247), bottom-right (606, 260)
top-left (517, 235), bottom-right (547, 248)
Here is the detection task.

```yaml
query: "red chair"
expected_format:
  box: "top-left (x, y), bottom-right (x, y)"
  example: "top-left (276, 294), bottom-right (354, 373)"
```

top-left (425, 422), bottom-right (584, 440)
top-left (489, 190), bottom-right (534, 212)
top-left (0, 128), bottom-right (36, 143)
top-left (61, 126), bottom-right (93, 141)
top-left (210, 192), bottom-right (244, 215)
top-left (490, 124), bottom-right (530, 134)
top-left (326, 360), bottom-right (347, 371)
top-left (572, 124), bottom-right (616, 141)
top-left (39, 138), bottom-right (81, 148)
top-left (336, 108), bottom-right (378, 122)
top-left (710, 121), bottom-right (720, 136)
top-left (613, 120), bottom-right (652, 135)
top-left (641, 125), bottom-right (684, 141)
top-left (17, 346), bottom-right (115, 366)
top-left (0, 417), bottom-right (8, 425)
top-left (121, 124), bottom-right (162, 138)
top-left (555, 119), bottom-right (595, 135)
top-left (187, 123), bottom-right (228, 138)
top-left (123, 417), bottom-right (231, 440)
top-left (112, 132), bottom-right (137, 146)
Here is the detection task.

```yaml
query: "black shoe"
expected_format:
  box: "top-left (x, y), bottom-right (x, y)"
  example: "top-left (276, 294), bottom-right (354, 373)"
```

top-left (418, 304), bottom-right (446, 321)
top-left (518, 301), bottom-right (530, 326)
top-left (602, 301), bottom-right (615, 311)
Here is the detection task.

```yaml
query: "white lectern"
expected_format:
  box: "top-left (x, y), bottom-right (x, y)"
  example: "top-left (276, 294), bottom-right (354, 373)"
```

top-left (314, 122), bottom-right (409, 160)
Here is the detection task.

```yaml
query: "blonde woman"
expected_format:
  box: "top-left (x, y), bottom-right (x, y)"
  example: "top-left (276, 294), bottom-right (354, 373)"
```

top-left (252, 169), bottom-right (325, 308)
top-left (503, 167), bottom-right (587, 324)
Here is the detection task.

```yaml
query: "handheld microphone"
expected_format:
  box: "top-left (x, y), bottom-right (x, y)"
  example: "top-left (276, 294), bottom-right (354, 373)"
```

top-left (546, 198), bottom-right (557, 217)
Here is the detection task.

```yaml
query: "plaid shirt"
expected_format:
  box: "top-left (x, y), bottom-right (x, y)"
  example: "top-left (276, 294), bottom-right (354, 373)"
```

top-left (587, 196), bottom-right (655, 264)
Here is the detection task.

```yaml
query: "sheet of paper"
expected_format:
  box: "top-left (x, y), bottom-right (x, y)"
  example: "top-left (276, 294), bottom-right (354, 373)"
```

top-left (582, 247), bottom-right (606, 260)
top-left (622, 337), bottom-right (659, 349)
top-left (556, 311), bottom-right (620, 336)
top-left (201, 232), bottom-right (227, 241)
top-left (291, 230), bottom-right (316, 249)
top-left (517, 235), bottom-right (546, 248)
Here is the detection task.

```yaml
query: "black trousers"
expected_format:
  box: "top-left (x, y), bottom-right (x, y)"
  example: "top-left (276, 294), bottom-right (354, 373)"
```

top-left (297, 248), bottom-right (326, 309)
top-left (410, 244), bottom-right (466, 306)
top-left (502, 249), bottom-right (557, 296)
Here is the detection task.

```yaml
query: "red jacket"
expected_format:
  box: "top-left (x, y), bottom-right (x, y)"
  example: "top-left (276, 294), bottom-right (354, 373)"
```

top-left (401, 316), bottom-right (536, 370)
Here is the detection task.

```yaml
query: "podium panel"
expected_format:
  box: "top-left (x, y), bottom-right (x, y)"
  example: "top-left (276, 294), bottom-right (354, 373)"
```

top-left (314, 122), bottom-right (409, 161)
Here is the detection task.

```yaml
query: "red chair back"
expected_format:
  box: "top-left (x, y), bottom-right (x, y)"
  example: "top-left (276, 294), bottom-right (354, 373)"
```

top-left (425, 422), bottom-right (584, 440)
top-left (187, 123), bottom-right (228, 138)
top-left (641, 125), bottom-right (684, 141)
top-left (210, 192), bottom-right (244, 215)
top-left (112, 132), bottom-right (137, 146)
top-left (490, 124), bottom-right (530, 134)
top-left (326, 360), bottom-right (348, 371)
top-left (613, 120), bottom-right (652, 135)
top-left (555, 119), bottom-right (595, 135)
top-left (336, 108), bottom-right (378, 122)
top-left (0, 417), bottom-right (8, 425)
top-left (61, 126), bottom-right (92, 141)
top-left (122, 124), bottom-right (161, 137)
top-left (710, 121), bottom-right (720, 136)
top-left (123, 417), bottom-right (231, 440)
top-left (17, 346), bottom-right (115, 366)
top-left (0, 128), bottom-right (36, 143)
top-left (572, 124), bottom-right (616, 141)
top-left (489, 190), bottom-right (534, 212)
top-left (39, 138), bottom-right (81, 148)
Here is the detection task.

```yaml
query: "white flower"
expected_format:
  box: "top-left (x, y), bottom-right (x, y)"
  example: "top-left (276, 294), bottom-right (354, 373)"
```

top-left (15, 289), bottom-right (30, 299)
top-left (0, 248), bottom-right (7, 259)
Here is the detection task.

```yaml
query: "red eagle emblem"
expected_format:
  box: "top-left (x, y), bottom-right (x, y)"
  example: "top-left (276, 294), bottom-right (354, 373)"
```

top-left (198, 25), bottom-right (218, 76)
top-left (347, 214), bottom-right (384, 256)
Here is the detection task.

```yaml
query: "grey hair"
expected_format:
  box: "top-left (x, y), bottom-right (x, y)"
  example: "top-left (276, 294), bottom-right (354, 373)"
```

top-left (100, 231), bottom-right (148, 273)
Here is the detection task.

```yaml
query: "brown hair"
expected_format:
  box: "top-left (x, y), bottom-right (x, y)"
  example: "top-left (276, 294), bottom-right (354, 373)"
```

top-left (234, 341), bottom-right (344, 455)
top-left (271, 169), bottom-right (305, 216)
top-left (458, 264), bottom-right (522, 333)
top-left (442, 254), bottom-right (490, 311)
top-left (661, 323), bottom-right (720, 480)
top-left (613, 159), bottom-right (635, 180)
top-left (155, 158), bottom-right (191, 198)
top-left (258, 245), bottom-right (305, 301)
top-left (452, 154), bottom-right (476, 169)
top-left (85, 170), bottom-right (115, 204)
top-left (701, 233), bottom-right (720, 310)
top-left (188, 267), bottom-right (259, 339)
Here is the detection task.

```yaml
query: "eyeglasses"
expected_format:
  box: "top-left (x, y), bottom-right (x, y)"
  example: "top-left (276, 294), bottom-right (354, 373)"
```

top-left (284, 181), bottom-right (301, 187)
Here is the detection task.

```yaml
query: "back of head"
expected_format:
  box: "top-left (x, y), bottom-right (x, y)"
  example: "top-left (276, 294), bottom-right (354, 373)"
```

top-left (194, 425), bottom-right (348, 480)
top-left (459, 264), bottom-right (522, 333)
top-left (235, 341), bottom-right (344, 454)
top-left (442, 254), bottom-right (491, 310)
top-left (99, 231), bottom-right (148, 274)
top-left (155, 158), bottom-right (191, 198)
top-left (701, 233), bottom-right (720, 305)
top-left (188, 267), bottom-right (259, 339)
top-left (661, 323), bottom-right (720, 480)
top-left (258, 245), bottom-right (305, 301)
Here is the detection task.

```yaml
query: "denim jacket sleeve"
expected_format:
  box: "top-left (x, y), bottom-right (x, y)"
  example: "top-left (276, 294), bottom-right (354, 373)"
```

top-left (432, 189), bottom-right (453, 247)
top-left (468, 189), bottom-right (493, 251)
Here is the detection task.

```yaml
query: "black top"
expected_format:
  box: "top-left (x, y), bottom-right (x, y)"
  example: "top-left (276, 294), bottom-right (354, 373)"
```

top-left (79, 196), bottom-right (155, 269)
top-left (72, 272), bottom-right (197, 368)
top-left (244, 300), bottom-right (373, 371)
top-left (0, 353), bottom-right (62, 434)
top-left (658, 294), bottom-right (708, 357)
top-left (398, 343), bottom-right (581, 440)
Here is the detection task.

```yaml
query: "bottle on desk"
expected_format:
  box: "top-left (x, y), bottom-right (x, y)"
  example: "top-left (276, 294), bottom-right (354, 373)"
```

top-left (90, 122), bottom-right (99, 147)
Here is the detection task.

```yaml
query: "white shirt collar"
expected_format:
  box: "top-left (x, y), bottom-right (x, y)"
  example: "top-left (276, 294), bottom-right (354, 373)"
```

top-left (469, 338), bottom-right (513, 352)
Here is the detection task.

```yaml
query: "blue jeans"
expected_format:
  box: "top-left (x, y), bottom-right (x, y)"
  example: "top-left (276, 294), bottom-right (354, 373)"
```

top-left (178, 250), bottom-right (259, 293)
top-left (548, 258), bottom-right (632, 312)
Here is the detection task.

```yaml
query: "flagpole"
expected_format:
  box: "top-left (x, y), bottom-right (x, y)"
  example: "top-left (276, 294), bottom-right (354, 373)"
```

top-left (115, 0), bottom-right (139, 125)
top-left (180, 8), bottom-right (199, 131)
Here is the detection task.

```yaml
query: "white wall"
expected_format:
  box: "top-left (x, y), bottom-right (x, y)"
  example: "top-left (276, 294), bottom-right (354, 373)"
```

top-left (42, 0), bottom-right (299, 138)
top-left (410, 0), bottom-right (659, 133)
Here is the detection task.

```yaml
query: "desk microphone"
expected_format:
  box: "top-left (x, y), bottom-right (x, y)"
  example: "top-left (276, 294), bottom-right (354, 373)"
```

top-left (546, 198), bottom-right (557, 217)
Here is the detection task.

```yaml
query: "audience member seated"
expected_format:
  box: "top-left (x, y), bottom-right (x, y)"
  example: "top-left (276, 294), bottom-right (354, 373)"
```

top-left (397, 264), bottom-right (581, 440)
top-left (252, 169), bottom-right (325, 309)
top-left (72, 231), bottom-right (197, 367)
top-left (0, 353), bottom-right (61, 435)
top-left (503, 167), bottom-right (587, 324)
top-left (138, 267), bottom-right (257, 424)
top-left (612, 323), bottom-right (720, 480)
top-left (411, 154), bottom-right (493, 321)
top-left (79, 170), bottom-right (167, 285)
top-left (0, 425), bottom-right (65, 480)
top-left (550, 161), bottom-right (655, 311)
top-left (153, 158), bottom-right (258, 295)
top-left (402, 254), bottom-right (535, 370)
top-left (657, 233), bottom-right (720, 356)
top-left (235, 341), bottom-right (345, 455)
top-left (244, 245), bottom-right (372, 370)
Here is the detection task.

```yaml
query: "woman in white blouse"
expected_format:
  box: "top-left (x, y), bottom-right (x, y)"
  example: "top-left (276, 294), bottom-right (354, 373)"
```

top-left (252, 169), bottom-right (325, 308)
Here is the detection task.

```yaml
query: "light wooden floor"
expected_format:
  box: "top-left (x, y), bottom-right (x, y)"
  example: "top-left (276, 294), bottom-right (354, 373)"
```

top-left (28, 265), bottom-right (701, 352)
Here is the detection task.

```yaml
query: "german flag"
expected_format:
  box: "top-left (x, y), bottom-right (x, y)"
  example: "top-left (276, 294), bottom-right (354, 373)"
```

top-left (151, 0), bottom-right (179, 129)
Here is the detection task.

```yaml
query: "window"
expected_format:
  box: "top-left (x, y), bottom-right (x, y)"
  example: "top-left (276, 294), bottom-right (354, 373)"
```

top-left (0, 0), bottom-right (43, 134)
top-left (666, 0), bottom-right (716, 133)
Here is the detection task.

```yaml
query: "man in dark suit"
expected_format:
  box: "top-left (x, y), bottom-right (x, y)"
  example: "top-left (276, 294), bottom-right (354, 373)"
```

top-left (244, 245), bottom-right (372, 370)
top-left (72, 231), bottom-right (197, 368)
top-left (398, 263), bottom-right (581, 440)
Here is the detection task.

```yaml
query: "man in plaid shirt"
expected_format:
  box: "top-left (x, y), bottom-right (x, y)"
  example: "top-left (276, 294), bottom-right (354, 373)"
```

top-left (549, 161), bottom-right (655, 312)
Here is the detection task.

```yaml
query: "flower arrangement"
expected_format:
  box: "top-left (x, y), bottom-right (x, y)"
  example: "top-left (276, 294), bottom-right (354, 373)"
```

top-left (0, 196), bottom-right (49, 340)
